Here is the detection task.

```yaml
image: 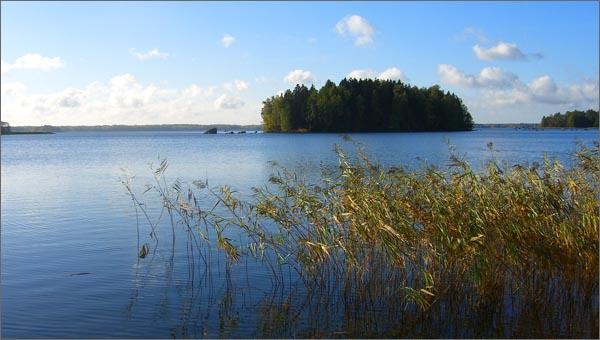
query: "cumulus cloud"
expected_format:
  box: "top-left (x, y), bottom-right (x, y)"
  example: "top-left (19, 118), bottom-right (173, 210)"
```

top-left (479, 88), bottom-right (531, 107)
top-left (183, 84), bottom-right (215, 97)
top-left (214, 94), bottom-right (244, 109)
top-left (129, 48), bottom-right (169, 60)
top-left (485, 76), bottom-right (598, 107)
top-left (476, 67), bottom-right (520, 87)
top-left (347, 67), bottom-right (407, 81)
top-left (438, 64), bottom-right (598, 108)
top-left (497, 76), bottom-right (598, 106)
top-left (438, 64), bottom-right (518, 88)
top-left (473, 42), bottom-right (526, 61)
top-left (528, 75), bottom-right (558, 98)
top-left (335, 15), bottom-right (375, 46)
top-left (0, 74), bottom-right (259, 125)
top-left (56, 88), bottom-right (86, 108)
top-left (222, 34), bottom-right (235, 48)
top-left (107, 74), bottom-right (160, 108)
top-left (377, 67), bottom-right (406, 81)
top-left (284, 69), bottom-right (315, 85)
top-left (1, 53), bottom-right (64, 74)
top-left (347, 69), bottom-right (377, 80)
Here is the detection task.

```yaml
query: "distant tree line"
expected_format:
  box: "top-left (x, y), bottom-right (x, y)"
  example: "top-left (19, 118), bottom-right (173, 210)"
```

top-left (475, 123), bottom-right (538, 129)
top-left (540, 109), bottom-right (599, 128)
top-left (261, 79), bottom-right (474, 132)
top-left (8, 124), bottom-right (263, 133)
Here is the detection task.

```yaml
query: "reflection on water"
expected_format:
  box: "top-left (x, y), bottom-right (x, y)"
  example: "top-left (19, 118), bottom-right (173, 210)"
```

top-left (2, 129), bottom-right (598, 338)
top-left (125, 215), bottom-right (599, 338)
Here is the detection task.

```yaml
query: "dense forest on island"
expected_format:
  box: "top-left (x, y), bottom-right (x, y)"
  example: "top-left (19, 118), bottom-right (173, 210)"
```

top-left (261, 79), bottom-right (474, 132)
top-left (540, 109), bottom-right (599, 128)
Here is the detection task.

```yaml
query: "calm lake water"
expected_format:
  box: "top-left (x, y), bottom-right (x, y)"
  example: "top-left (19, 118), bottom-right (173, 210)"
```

top-left (1, 128), bottom-right (597, 338)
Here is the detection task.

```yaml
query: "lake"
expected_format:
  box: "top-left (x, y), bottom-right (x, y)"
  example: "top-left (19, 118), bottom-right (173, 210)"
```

top-left (1, 128), bottom-right (597, 338)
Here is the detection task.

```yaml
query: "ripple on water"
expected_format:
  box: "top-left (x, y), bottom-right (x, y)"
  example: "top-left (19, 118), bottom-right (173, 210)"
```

top-left (2, 129), bottom-right (598, 338)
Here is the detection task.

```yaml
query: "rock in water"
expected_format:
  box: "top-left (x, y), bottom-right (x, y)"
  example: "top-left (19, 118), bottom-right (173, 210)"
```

top-left (204, 128), bottom-right (217, 134)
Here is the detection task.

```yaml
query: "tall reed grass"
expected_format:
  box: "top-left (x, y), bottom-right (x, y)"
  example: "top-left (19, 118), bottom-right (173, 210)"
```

top-left (123, 141), bottom-right (599, 337)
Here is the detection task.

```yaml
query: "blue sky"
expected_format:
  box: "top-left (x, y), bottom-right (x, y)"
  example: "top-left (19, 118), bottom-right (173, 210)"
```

top-left (1, 1), bottom-right (598, 125)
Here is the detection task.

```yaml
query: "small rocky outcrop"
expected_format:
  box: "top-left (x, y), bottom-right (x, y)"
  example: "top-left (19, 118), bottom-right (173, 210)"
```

top-left (204, 128), bottom-right (217, 134)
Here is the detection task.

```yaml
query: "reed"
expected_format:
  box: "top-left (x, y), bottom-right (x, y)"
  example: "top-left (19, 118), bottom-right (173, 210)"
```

top-left (123, 141), bottom-right (599, 337)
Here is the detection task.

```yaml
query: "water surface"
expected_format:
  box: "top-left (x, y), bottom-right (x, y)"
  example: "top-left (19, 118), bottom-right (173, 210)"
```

top-left (1, 128), bottom-right (597, 337)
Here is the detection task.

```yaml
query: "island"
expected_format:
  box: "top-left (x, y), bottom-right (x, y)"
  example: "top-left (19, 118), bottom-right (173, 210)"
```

top-left (260, 79), bottom-right (474, 132)
top-left (540, 109), bottom-right (599, 128)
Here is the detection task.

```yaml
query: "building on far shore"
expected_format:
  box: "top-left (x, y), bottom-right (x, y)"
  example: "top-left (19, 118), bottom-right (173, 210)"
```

top-left (1, 121), bottom-right (11, 134)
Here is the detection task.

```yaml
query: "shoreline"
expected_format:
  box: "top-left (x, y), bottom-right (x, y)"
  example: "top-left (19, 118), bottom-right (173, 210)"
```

top-left (2, 126), bottom-right (597, 135)
top-left (1, 131), bottom-right (55, 135)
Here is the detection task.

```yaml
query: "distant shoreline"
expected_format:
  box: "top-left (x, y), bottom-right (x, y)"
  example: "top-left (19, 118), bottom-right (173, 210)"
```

top-left (4, 123), bottom-right (597, 134)
top-left (7, 124), bottom-right (263, 133)
top-left (1, 131), bottom-right (55, 135)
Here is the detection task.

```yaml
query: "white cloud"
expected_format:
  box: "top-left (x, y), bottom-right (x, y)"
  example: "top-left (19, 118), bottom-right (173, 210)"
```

top-left (222, 34), bottom-right (236, 48)
top-left (234, 80), bottom-right (249, 91)
top-left (335, 15), bottom-right (375, 47)
top-left (528, 75), bottom-right (558, 97)
top-left (378, 67), bottom-right (406, 81)
top-left (525, 76), bottom-right (598, 105)
top-left (438, 64), bottom-right (518, 88)
top-left (0, 74), bottom-right (260, 125)
top-left (438, 64), bottom-right (471, 87)
top-left (1, 82), bottom-right (26, 95)
top-left (1, 54), bottom-right (65, 75)
top-left (183, 84), bottom-right (215, 97)
top-left (214, 94), bottom-right (245, 109)
top-left (347, 69), bottom-right (377, 80)
top-left (107, 73), bottom-right (161, 108)
top-left (483, 76), bottom-right (598, 107)
top-left (438, 64), bottom-right (598, 109)
top-left (476, 67), bottom-right (520, 88)
top-left (129, 48), bottom-right (169, 60)
top-left (473, 42), bottom-right (526, 61)
top-left (347, 67), bottom-right (407, 81)
top-left (480, 88), bottom-right (532, 107)
top-left (283, 69), bottom-right (315, 85)
top-left (56, 88), bottom-right (86, 108)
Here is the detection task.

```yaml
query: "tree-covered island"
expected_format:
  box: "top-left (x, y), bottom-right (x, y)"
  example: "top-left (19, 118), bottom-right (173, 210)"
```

top-left (540, 109), bottom-right (599, 128)
top-left (261, 78), bottom-right (474, 132)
